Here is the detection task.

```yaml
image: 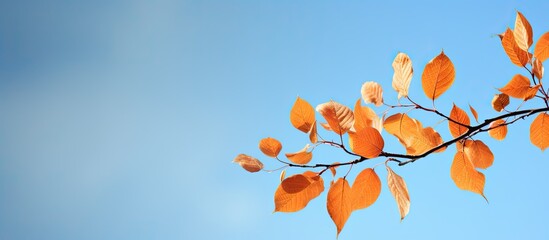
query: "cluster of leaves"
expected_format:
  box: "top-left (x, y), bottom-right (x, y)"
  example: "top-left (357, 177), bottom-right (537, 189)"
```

top-left (233, 11), bottom-right (549, 237)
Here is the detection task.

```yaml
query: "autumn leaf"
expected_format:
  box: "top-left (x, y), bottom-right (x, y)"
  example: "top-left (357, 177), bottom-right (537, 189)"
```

top-left (361, 81), bottom-right (384, 106)
top-left (500, 28), bottom-right (530, 66)
top-left (513, 11), bottom-right (533, 51)
top-left (449, 104), bottom-right (471, 138)
top-left (316, 101), bottom-right (354, 135)
top-left (421, 51), bottom-right (456, 100)
top-left (499, 74), bottom-right (540, 100)
top-left (353, 99), bottom-right (377, 132)
top-left (534, 32), bottom-right (549, 62)
top-left (489, 119), bottom-right (508, 141)
top-left (279, 170), bottom-right (286, 182)
top-left (327, 178), bottom-right (353, 237)
top-left (329, 162), bottom-right (339, 177)
top-left (384, 113), bottom-right (444, 155)
top-left (463, 140), bottom-right (494, 169)
top-left (290, 97), bottom-right (316, 133)
top-left (233, 154), bottom-right (264, 173)
top-left (530, 113), bottom-right (549, 151)
top-left (259, 137), bottom-right (282, 157)
top-left (386, 166), bottom-right (410, 221)
top-left (450, 151), bottom-right (487, 200)
top-left (274, 171), bottom-right (324, 212)
top-left (351, 168), bottom-right (381, 210)
top-left (491, 93), bottom-right (510, 112)
top-left (309, 121), bottom-right (318, 143)
top-left (533, 58), bottom-right (544, 80)
top-left (349, 126), bottom-right (384, 158)
top-left (285, 144), bottom-right (313, 164)
top-left (469, 104), bottom-right (479, 123)
top-left (392, 52), bottom-right (413, 99)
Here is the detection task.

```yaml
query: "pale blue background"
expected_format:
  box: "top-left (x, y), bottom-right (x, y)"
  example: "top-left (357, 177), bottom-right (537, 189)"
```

top-left (1, 1), bottom-right (549, 239)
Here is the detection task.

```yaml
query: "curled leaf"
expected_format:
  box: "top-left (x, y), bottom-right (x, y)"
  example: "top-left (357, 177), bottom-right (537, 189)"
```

top-left (530, 113), bottom-right (549, 151)
top-left (386, 166), bottom-right (410, 221)
top-left (489, 119), bottom-right (508, 141)
top-left (279, 169), bottom-right (286, 182)
top-left (421, 51), bottom-right (455, 100)
top-left (309, 121), bottom-right (318, 144)
top-left (469, 104), bottom-right (479, 123)
top-left (316, 101), bottom-right (354, 135)
top-left (327, 178), bottom-right (353, 237)
top-left (491, 93), bottom-right (510, 112)
top-left (233, 154), bottom-right (264, 173)
top-left (274, 171), bottom-right (324, 212)
top-left (259, 137), bottom-right (282, 157)
top-left (361, 81), bottom-right (384, 107)
top-left (392, 52), bottom-right (413, 99)
top-left (499, 74), bottom-right (540, 100)
top-left (533, 58), bottom-right (544, 80)
top-left (285, 144), bottom-right (313, 165)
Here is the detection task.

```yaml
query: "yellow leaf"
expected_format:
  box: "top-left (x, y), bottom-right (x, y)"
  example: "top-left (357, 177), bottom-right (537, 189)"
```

top-left (500, 28), bottom-right (530, 66)
top-left (285, 144), bottom-right (313, 165)
top-left (489, 119), bottom-right (508, 141)
top-left (274, 171), bottom-right (324, 212)
top-left (469, 104), bottom-right (479, 123)
top-left (349, 127), bottom-right (384, 158)
top-left (392, 52), bottom-right (413, 99)
top-left (309, 121), bottom-right (318, 144)
top-left (327, 178), bottom-right (353, 237)
top-left (491, 93), bottom-right (510, 112)
top-left (233, 154), bottom-right (264, 173)
top-left (534, 32), bottom-right (549, 62)
top-left (353, 99), bottom-right (377, 132)
top-left (316, 101), bottom-right (354, 135)
top-left (421, 51), bottom-right (455, 100)
top-left (530, 113), bottom-right (549, 151)
top-left (361, 81), bottom-right (384, 107)
top-left (533, 58), bottom-right (544, 80)
top-left (448, 104), bottom-right (471, 138)
top-left (499, 74), bottom-right (540, 100)
top-left (450, 151), bottom-right (486, 199)
top-left (513, 11), bottom-right (533, 51)
top-left (259, 137), bottom-right (282, 157)
top-left (463, 140), bottom-right (494, 169)
top-left (386, 166), bottom-right (410, 221)
top-left (351, 168), bottom-right (381, 210)
top-left (290, 97), bottom-right (316, 133)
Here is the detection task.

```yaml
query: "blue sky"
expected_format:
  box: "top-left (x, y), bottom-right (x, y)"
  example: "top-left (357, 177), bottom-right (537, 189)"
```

top-left (1, 1), bottom-right (549, 239)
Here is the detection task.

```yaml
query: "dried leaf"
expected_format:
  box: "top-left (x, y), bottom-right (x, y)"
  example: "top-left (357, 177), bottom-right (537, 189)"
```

top-left (274, 171), bottom-right (324, 212)
top-left (320, 122), bottom-right (332, 131)
top-left (533, 58), bottom-right (544, 80)
top-left (489, 119), bottom-right (508, 141)
top-left (500, 28), bottom-right (530, 66)
top-left (353, 99), bottom-right (377, 132)
top-left (386, 166), bottom-right (410, 221)
top-left (530, 113), bottom-right (549, 151)
top-left (259, 137), bottom-right (282, 157)
top-left (348, 127), bottom-right (384, 158)
top-left (361, 81), bottom-right (384, 107)
top-left (392, 52), bottom-right (413, 99)
top-left (280, 169), bottom-right (286, 182)
top-left (450, 151), bottom-right (486, 199)
top-left (384, 113), bottom-right (443, 155)
top-left (290, 97), bottom-right (316, 133)
top-left (469, 104), bottom-right (479, 123)
top-left (351, 168), bottom-right (381, 210)
top-left (463, 140), bottom-right (494, 169)
top-left (513, 11), bottom-right (533, 51)
top-left (449, 104), bottom-right (471, 138)
top-left (309, 121), bottom-right (318, 144)
top-left (327, 178), bottom-right (353, 237)
top-left (316, 101), bottom-right (354, 135)
top-left (233, 154), bottom-right (264, 173)
top-left (421, 51), bottom-right (456, 100)
top-left (534, 32), bottom-right (549, 62)
top-left (499, 74), bottom-right (540, 100)
top-left (285, 144), bottom-right (313, 164)
top-left (329, 162), bottom-right (339, 177)
top-left (491, 93), bottom-right (510, 112)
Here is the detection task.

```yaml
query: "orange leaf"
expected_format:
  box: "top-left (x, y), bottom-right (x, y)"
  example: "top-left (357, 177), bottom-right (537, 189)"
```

top-left (290, 97), bottom-right (316, 133)
top-left (279, 169), bottom-right (286, 182)
top-left (259, 137), bottom-right (282, 157)
top-left (386, 166), bottom-right (410, 221)
top-left (450, 151), bottom-right (486, 199)
top-left (499, 74), bottom-right (540, 100)
top-left (534, 32), bottom-right (549, 62)
top-left (533, 58), bottom-right (544, 80)
top-left (233, 154), bottom-right (264, 173)
top-left (469, 104), bottom-right (479, 123)
top-left (500, 28), bottom-right (530, 66)
top-left (361, 81), bottom-right (384, 107)
top-left (448, 104), bottom-right (471, 138)
top-left (285, 144), bottom-right (313, 164)
top-left (530, 113), bottom-right (549, 151)
top-left (513, 11), bottom-right (533, 51)
top-left (489, 119), bottom-right (508, 141)
top-left (316, 101), bottom-right (354, 135)
top-left (329, 162), bottom-right (339, 177)
top-left (353, 99), bottom-right (377, 132)
top-left (463, 140), bottom-right (494, 169)
top-left (421, 51), bottom-right (455, 100)
top-left (491, 93), bottom-right (510, 112)
top-left (327, 178), bottom-right (353, 237)
top-left (351, 168), bottom-right (381, 210)
top-left (384, 113), bottom-right (444, 155)
top-left (392, 52), bottom-right (413, 99)
top-left (274, 171), bottom-right (324, 212)
top-left (349, 127), bottom-right (384, 158)
top-left (309, 121), bottom-right (318, 144)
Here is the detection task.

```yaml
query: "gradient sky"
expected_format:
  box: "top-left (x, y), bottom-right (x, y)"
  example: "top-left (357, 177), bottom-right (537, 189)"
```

top-left (1, 1), bottom-right (549, 239)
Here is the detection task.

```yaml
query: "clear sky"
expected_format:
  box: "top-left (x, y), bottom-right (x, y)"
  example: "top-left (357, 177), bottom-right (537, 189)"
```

top-left (1, 1), bottom-right (549, 239)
